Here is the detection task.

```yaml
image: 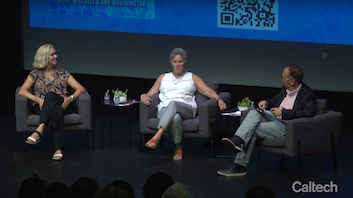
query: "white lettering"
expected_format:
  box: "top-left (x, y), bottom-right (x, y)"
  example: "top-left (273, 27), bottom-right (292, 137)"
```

top-left (323, 184), bottom-right (331, 193)
top-left (315, 183), bottom-right (323, 193)
top-left (111, 0), bottom-right (146, 7)
top-left (72, 0), bottom-right (96, 4)
top-left (101, 0), bottom-right (110, 5)
top-left (330, 181), bottom-right (338, 192)
top-left (292, 181), bottom-right (301, 193)
top-left (57, 0), bottom-right (71, 3)
top-left (310, 181), bottom-right (315, 192)
top-left (302, 183), bottom-right (309, 192)
top-left (292, 181), bottom-right (338, 193)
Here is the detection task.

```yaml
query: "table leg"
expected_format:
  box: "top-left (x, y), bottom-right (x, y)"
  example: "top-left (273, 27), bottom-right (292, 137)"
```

top-left (109, 108), bottom-right (112, 146)
top-left (101, 108), bottom-right (104, 149)
top-left (129, 106), bottom-right (132, 151)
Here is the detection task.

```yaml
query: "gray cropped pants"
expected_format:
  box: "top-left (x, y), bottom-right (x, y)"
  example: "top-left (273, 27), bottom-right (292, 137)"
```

top-left (234, 110), bottom-right (286, 167)
top-left (157, 101), bottom-right (197, 144)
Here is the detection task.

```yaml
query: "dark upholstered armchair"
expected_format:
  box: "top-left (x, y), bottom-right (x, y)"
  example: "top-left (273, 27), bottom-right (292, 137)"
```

top-left (15, 86), bottom-right (94, 149)
top-left (241, 99), bottom-right (342, 174)
top-left (139, 82), bottom-right (231, 156)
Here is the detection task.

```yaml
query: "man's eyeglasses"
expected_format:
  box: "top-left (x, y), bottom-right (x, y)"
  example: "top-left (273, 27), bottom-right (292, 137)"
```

top-left (281, 77), bottom-right (292, 81)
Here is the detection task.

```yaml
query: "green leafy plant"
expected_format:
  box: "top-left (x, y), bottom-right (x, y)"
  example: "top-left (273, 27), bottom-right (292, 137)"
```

top-left (112, 88), bottom-right (128, 97)
top-left (237, 97), bottom-right (251, 107)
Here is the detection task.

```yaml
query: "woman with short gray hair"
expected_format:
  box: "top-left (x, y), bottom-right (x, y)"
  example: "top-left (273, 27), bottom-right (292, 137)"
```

top-left (140, 47), bottom-right (227, 161)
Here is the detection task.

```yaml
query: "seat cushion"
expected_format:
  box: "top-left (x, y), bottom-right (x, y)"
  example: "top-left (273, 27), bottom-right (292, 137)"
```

top-left (147, 118), bottom-right (160, 129)
top-left (27, 114), bottom-right (40, 127)
top-left (26, 113), bottom-right (82, 127)
top-left (259, 137), bottom-right (285, 148)
top-left (182, 117), bottom-right (199, 132)
top-left (63, 114), bottom-right (82, 125)
top-left (147, 116), bottom-right (199, 132)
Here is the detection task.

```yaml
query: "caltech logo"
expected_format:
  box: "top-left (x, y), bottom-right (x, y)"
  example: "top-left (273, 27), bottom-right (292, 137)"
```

top-left (292, 181), bottom-right (338, 193)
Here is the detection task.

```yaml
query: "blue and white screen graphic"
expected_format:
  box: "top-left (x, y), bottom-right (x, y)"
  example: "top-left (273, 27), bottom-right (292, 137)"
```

top-left (218, 0), bottom-right (278, 31)
top-left (29, 0), bottom-right (353, 45)
top-left (48, 0), bottom-right (155, 19)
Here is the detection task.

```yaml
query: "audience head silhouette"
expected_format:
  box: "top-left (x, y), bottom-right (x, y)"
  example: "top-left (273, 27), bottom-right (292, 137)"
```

top-left (93, 184), bottom-right (132, 198)
top-left (143, 172), bottom-right (174, 198)
top-left (161, 183), bottom-right (193, 198)
top-left (44, 182), bottom-right (70, 198)
top-left (111, 180), bottom-right (135, 198)
top-left (18, 175), bottom-right (47, 198)
top-left (70, 177), bottom-right (100, 198)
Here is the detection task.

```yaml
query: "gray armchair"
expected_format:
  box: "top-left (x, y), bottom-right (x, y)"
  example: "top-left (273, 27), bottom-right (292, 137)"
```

top-left (139, 82), bottom-right (231, 156)
top-left (15, 86), bottom-right (94, 149)
top-left (241, 99), bottom-right (342, 174)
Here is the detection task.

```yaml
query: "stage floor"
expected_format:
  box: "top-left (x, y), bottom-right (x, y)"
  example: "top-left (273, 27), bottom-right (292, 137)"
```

top-left (2, 112), bottom-right (353, 198)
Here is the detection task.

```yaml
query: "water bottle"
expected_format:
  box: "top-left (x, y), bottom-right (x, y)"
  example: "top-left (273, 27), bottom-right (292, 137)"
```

top-left (250, 101), bottom-right (255, 110)
top-left (104, 89), bottom-right (110, 105)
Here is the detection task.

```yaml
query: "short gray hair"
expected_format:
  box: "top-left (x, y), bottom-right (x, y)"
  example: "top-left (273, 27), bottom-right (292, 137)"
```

top-left (169, 47), bottom-right (187, 63)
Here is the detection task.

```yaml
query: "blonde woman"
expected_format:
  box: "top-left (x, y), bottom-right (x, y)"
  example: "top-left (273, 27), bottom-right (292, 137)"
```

top-left (18, 44), bottom-right (85, 160)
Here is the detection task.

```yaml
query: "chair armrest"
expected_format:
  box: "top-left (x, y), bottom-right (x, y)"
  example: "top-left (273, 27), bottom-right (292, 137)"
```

top-left (15, 86), bottom-right (30, 132)
top-left (198, 98), bottom-right (219, 135)
top-left (284, 110), bottom-right (342, 156)
top-left (139, 94), bottom-right (159, 133)
top-left (197, 92), bottom-right (231, 135)
top-left (75, 90), bottom-right (92, 129)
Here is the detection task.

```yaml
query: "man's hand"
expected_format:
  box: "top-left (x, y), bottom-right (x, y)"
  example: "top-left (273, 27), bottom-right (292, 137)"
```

top-left (258, 100), bottom-right (268, 109)
top-left (270, 107), bottom-right (282, 116)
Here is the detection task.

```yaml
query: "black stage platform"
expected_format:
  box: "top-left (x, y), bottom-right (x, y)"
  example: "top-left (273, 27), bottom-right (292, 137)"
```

top-left (2, 111), bottom-right (353, 198)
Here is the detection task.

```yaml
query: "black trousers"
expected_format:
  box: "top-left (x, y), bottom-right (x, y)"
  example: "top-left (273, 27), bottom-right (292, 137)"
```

top-left (32, 92), bottom-right (74, 151)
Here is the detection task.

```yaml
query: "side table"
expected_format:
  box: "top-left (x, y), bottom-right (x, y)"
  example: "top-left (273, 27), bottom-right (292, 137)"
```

top-left (100, 100), bottom-right (138, 150)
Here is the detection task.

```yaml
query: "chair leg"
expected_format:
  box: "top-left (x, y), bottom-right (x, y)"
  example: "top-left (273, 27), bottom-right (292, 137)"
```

top-left (330, 134), bottom-right (338, 172)
top-left (211, 120), bottom-right (216, 158)
top-left (297, 140), bottom-right (301, 179)
top-left (140, 132), bottom-right (145, 153)
top-left (91, 130), bottom-right (94, 150)
top-left (92, 113), bottom-right (95, 150)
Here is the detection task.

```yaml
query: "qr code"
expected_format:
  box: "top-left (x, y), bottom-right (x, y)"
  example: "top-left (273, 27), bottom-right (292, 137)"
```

top-left (217, 0), bottom-right (278, 31)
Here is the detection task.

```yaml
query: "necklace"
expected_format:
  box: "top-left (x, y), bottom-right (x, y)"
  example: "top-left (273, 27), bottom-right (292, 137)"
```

top-left (172, 74), bottom-right (184, 85)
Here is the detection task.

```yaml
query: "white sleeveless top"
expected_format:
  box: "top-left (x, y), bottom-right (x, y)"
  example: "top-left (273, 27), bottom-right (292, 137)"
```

top-left (157, 72), bottom-right (197, 111)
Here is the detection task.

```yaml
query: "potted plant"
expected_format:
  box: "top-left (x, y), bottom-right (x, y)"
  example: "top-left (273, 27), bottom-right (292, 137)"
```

top-left (112, 88), bottom-right (128, 104)
top-left (237, 97), bottom-right (251, 111)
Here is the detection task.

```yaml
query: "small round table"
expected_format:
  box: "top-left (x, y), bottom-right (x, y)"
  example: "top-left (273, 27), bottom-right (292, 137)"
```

top-left (100, 100), bottom-right (138, 150)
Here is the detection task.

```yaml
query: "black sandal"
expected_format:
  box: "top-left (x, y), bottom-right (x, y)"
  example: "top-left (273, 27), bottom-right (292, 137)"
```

top-left (26, 131), bottom-right (42, 145)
